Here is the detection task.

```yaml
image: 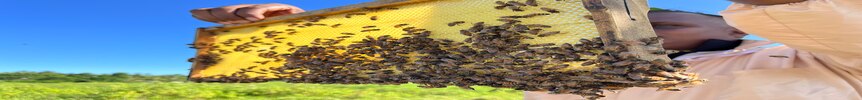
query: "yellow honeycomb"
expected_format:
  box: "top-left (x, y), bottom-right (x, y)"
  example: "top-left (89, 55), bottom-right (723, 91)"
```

top-left (191, 0), bottom-right (599, 79)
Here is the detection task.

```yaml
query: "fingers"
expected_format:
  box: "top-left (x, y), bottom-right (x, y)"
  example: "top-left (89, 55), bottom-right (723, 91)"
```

top-left (190, 3), bottom-right (305, 25)
top-left (235, 3), bottom-right (305, 22)
top-left (189, 4), bottom-right (253, 24)
top-left (190, 8), bottom-right (223, 24)
top-left (209, 4), bottom-right (255, 24)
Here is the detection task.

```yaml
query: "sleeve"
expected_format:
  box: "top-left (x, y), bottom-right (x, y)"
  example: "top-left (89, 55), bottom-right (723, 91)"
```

top-left (719, 0), bottom-right (862, 58)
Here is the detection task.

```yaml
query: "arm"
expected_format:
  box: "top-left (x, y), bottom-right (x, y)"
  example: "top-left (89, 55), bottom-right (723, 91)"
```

top-left (729, 0), bottom-right (808, 5)
top-left (720, 0), bottom-right (862, 58)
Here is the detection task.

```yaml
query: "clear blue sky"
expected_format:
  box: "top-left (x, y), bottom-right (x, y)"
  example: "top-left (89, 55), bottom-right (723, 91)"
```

top-left (0, 0), bottom-right (739, 75)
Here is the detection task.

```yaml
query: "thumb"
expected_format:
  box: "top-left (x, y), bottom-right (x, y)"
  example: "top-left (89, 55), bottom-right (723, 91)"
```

top-left (264, 10), bottom-right (300, 18)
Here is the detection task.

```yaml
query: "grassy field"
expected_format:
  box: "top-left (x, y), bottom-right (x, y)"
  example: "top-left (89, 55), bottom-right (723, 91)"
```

top-left (0, 82), bottom-right (523, 100)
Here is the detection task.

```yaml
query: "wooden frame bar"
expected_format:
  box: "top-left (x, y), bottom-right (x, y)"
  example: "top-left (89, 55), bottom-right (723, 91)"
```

top-left (584, 0), bottom-right (669, 61)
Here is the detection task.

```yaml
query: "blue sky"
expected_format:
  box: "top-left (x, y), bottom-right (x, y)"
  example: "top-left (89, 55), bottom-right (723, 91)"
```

top-left (0, 0), bottom-right (737, 75)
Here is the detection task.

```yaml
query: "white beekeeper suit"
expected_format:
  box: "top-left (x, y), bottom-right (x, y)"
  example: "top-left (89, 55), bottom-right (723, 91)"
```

top-left (525, 0), bottom-right (862, 99)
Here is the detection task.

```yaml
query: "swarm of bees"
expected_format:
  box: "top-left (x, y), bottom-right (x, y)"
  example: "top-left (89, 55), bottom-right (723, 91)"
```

top-left (189, 0), bottom-right (704, 99)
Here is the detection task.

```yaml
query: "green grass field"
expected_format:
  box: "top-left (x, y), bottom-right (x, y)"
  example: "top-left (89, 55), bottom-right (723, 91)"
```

top-left (0, 82), bottom-right (523, 100)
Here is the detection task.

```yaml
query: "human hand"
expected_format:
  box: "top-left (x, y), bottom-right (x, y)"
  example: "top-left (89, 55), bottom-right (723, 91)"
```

top-left (190, 3), bottom-right (305, 24)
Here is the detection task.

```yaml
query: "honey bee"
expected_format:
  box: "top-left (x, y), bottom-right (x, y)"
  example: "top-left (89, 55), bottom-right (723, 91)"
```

top-left (535, 43), bottom-right (556, 47)
top-left (611, 60), bottom-right (634, 66)
top-left (512, 25), bottom-right (529, 32)
top-left (500, 15), bottom-right (524, 19)
top-left (448, 21), bottom-right (466, 26)
top-left (246, 66), bottom-right (259, 69)
top-left (494, 5), bottom-right (507, 10)
top-left (302, 23), bottom-right (314, 27)
top-left (541, 7), bottom-right (561, 13)
top-left (527, 24), bottom-right (552, 28)
top-left (402, 27), bottom-right (416, 31)
top-left (506, 1), bottom-right (527, 6)
top-left (361, 29), bottom-right (381, 32)
top-left (497, 19), bottom-right (521, 23)
top-left (640, 37), bottom-right (662, 45)
top-left (394, 24), bottom-right (409, 28)
top-left (187, 57), bottom-right (196, 62)
top-left (459, 30), bottom-right (473, 36)
top-left (217, 50), bottom-right (232, 54)
top-left (528, 29), bottom-right (543, 35)
top-left (652, 50), bottom-right (672, 55)
top-left (337, 36), bottom-right (352, 39)
top-left (331, 24), bottom-right (342, 28)
top-left (560, 43), bottom-right (573, 48)
top-left (596, 55), bottom-right (614, 62)
top-left (538, 31), bottom-right (561, 37)
top-left (546, 64), bottom-right (570, 70)
top-left (632, 64), bottom-right (652, 71)
top-left (509, 6), bottom-right (524, 12)
top-left (495, 1), bottom-right (506, 5)
top-left (340, 32), bottom-right (355, 35)
top-left (581, 60), bottom-right (597, 66)
top-left (617, 52), bottom-right (637, 59)
top-left (525, 0), bottom-right (538, 6)
top-left (523, 13), bottom-right (551, 18)
top-left (370, 16), bottom-right (378, 20)
top-left (195, 54), bottom-right (223, 67)
top-left (602, 45), bottom-right (624, 53)
top-left (407, 29), bottom-right (427, 33)
top-left (473, 22), bottom-right (485, 26)
top-left (654, 71), bottom-right (677, 78)
top-left (186, 43), bottom-right (198, 49)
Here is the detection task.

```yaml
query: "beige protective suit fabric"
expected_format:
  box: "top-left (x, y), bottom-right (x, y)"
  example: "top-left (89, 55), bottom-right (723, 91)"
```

top-left (524, 0), bottom-right (862, 99)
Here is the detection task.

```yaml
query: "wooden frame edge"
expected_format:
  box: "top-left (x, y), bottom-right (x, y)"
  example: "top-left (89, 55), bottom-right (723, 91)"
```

top-left (583, 0), bottom-right (670, 61)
